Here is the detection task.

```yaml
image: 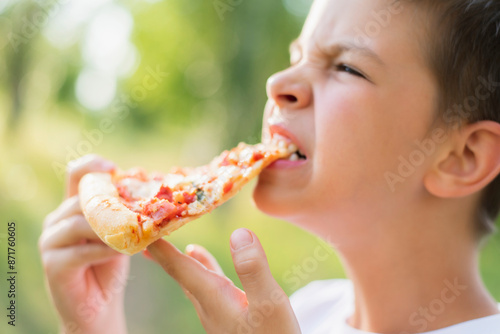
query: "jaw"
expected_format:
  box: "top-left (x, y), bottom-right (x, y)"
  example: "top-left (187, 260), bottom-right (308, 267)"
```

top-left (253, 161), bottom-right (314, 218)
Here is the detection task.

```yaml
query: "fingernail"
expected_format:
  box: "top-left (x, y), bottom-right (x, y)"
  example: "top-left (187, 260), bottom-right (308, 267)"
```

top-left (185, 244), bottom-right (195, 254)
top-left (142, 249), bottom-right (154, 261)
top-left (231, 229), bottom-right (253, 250)
top-left (142, 249), bottom-right (156, 262)
top-left (146, 241), bottom-right (162, 258)
top-left (101, 160), bottom-right (116, 171)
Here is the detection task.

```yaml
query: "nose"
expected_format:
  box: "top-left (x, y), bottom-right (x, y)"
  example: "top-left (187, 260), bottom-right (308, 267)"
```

top-left (266, 68), bottom-right (312, 110)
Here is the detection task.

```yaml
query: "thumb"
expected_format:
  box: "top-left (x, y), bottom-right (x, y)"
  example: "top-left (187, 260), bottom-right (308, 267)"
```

top-left (230, 229), bottom-right (285, 305)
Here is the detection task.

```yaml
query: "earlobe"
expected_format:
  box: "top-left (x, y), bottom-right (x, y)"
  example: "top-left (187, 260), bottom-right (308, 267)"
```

top-left (424, 121), bottom-right (500, 198)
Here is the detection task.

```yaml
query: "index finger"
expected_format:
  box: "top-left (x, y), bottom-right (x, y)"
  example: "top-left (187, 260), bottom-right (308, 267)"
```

top-left (66, 154), bottom-right (115, 197)
top-left (43, 196), bottom-right (81, 229)
top-left (147, 239), bottom-right (233, 301)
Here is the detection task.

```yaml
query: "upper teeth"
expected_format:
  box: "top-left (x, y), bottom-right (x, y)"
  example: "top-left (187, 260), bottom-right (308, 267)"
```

top-left (268, 135), bottom-right (305, 158)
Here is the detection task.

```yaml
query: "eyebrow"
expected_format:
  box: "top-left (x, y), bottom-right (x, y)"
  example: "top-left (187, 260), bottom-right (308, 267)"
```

top-left (289, 38), bottom-right (386, 67)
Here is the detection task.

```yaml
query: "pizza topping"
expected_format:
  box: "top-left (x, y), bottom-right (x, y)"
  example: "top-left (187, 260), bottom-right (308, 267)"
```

top-left (187, 201), bottom-right (204, 215)
top-left (156, 185), bottom-right (174, 201)
top-left (119, 178), bottom-right (162, 200)
top-left (176, 203), bottom-right (188, 217)
top-left (223, 181), bottom-right (233, 195)
top-left (117, 184), bottom-right (135, 202)
top-left (142, 199), bottom-right (178, 223)
top-left (117, 181), bottom-right (200, 226)
top-left (112, 139), bottom-right (297, 229)
top-left (136, 214), bottom-right (144, 226)
top-left (183, 192), bottom-right (197, 204)
top-left (155, 203), bottom-right (188, 227)
top-left (79, 138), bottom-right (305, 256)
top-left (220, 150), bottom-right (239, 167)
top-left (196, 188), bottom-right (205, 201)
top-left (119, 168), bottom-right (149, 182)
top-left (252, 152), bottom-right (264, 162)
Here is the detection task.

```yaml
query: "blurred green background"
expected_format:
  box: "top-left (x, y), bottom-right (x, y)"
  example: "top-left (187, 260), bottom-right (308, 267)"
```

top-left (0, 0), bottom-right (498, 333)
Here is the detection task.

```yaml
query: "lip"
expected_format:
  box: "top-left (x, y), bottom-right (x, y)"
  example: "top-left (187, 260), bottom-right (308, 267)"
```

top-left (267, 124), bottom-right (309, 169)
top-left (268, 124), bottom-right (308, 157)
top-left (267, 157), bottom-right (308, 169)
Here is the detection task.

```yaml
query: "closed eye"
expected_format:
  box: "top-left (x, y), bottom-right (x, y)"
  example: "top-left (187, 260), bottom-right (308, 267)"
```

top-left (336, 64), bottom-right (366, 79)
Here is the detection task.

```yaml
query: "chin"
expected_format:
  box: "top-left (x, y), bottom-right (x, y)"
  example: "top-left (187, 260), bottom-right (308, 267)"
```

top-left (252, 178), bottom-right (302, 220)
top-left (252, 183), bottom-right (329, 239)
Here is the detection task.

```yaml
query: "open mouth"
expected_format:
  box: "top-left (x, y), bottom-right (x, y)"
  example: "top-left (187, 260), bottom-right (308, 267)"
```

top-left (288, 149), bottom-right (307, 161)
top-left (270, 133), bottom-right (308, 162)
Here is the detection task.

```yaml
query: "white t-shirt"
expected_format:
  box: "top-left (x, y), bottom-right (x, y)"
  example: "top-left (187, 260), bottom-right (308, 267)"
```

top-left (290, 279), bottom-right (500, 334)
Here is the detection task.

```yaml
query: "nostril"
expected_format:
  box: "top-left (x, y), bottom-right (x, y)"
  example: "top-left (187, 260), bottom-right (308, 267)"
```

top-left (282, 95), bottom-right (298, 103)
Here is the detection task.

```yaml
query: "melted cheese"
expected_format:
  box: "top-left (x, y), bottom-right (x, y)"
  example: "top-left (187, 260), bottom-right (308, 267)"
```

top-left (119, 178), bottom-right (162, 199)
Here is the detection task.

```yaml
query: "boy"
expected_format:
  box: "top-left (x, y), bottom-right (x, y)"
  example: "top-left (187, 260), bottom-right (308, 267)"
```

top-left (39, 0), bottom-right (500, 333)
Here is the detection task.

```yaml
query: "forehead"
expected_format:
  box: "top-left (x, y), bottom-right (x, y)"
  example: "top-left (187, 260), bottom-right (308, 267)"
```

top-left (299, 0), bottom-right (424, 62)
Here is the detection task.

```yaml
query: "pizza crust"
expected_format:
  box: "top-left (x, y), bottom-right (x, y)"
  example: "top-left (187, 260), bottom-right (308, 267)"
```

top-left (80, 173), bottom-right (205, 255)
top-left (79, 140), bottom-right (295, 255)
top-left (79, 173), bottom-right (138, 254)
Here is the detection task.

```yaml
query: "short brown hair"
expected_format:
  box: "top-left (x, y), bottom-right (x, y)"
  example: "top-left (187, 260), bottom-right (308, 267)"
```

top-left (407, 0), bottom-right (500, 236)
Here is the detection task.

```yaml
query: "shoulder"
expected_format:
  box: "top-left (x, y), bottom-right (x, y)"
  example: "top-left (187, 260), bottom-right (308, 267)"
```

top-left (437, 313), bottom-right (500, 334)
top-left (290, 279), bottom-right (353, 307)
top-left (290, 279), bottom-right (353, 333)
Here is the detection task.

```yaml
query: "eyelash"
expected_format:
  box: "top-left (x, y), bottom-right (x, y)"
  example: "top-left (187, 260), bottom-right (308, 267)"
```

top-left (336, 64), bottom-right (365, 78)
top-left (289, 54), bottom-right (367, 80)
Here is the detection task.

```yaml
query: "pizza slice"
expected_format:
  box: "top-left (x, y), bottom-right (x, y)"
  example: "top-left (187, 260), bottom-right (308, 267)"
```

top-left (79, 137), bottom-right (297, 255)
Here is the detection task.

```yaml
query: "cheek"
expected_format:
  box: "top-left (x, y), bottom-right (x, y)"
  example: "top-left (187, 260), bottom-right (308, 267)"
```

top-left (311, 83), bottom-right (434, 199)
top-left (313, 87), bottom-right (385, 186)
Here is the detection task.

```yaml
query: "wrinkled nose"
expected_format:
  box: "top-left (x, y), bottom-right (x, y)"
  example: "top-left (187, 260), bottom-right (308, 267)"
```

top-left (266, 67), bottom-right (312, 110)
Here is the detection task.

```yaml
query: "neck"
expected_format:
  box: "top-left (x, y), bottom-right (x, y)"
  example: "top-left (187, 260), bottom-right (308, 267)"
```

top-left (332, 207), bottom-right (499, 333)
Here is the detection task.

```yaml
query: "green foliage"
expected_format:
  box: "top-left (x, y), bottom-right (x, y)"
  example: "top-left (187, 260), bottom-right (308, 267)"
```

top-left (0, 1), bottom-right (318, 333)
top-left (0, 1), bottom-right (498, 334)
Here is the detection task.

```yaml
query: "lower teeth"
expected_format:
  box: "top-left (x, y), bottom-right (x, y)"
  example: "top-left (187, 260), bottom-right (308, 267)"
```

top-left (289, 153), bottom-right (299, 161)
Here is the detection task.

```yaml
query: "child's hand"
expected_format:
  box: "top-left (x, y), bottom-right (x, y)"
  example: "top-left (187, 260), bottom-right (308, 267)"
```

top-left (147, 229), bottom-right (301, 334)
top-left (39, 155), bottom-right (130, 334)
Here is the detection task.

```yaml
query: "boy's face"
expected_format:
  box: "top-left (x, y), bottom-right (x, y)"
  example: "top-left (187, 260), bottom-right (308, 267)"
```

top-left (254, 0), bottom-right (439, 233)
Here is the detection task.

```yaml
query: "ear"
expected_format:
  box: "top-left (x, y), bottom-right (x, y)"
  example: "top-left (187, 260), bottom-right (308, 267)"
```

top-left (424, 121), bottom-right (500, 198)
